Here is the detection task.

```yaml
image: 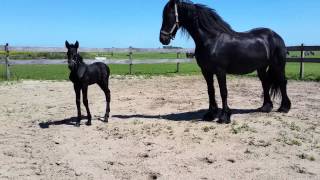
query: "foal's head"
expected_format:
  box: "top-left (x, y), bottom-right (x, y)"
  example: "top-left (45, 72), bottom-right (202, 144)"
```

top-left (65, 40), bottom-right (81, 69)
top-left (160, 0), bottom-right (181, 45)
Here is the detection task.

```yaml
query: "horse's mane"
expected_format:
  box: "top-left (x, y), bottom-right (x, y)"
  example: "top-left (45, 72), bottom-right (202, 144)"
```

top-left (178, 0), bottom-right (236, 36)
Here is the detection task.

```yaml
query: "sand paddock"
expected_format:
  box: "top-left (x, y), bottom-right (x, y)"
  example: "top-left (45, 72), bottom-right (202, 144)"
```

top-left (0, 76), bottom-right (319, 179)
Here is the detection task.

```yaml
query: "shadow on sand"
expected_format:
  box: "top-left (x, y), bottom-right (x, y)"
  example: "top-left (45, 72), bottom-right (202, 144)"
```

top-left (39, 116), bottom-right (90, 129)
top-left (112, 108), bottom-right (260, 122)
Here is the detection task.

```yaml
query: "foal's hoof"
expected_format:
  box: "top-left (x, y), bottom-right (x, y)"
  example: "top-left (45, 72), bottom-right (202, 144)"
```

top-left (202, 111), bottom-right (217, 121)
top-left (75, 122), bottom-right (80, 127)
top-left (103, 115), bottom-right (109, 123)
top-left (217, 113), bottom-right (231, 124)
top-left (259, 103), bottom-right (273, 113)
top-left (86, 121), bottom-right (92, 126)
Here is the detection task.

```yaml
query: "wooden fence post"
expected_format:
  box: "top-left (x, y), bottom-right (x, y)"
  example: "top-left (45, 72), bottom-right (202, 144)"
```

top-left (299, 43), bottom-right (304, 79)
top-left (5, 43), bottom-right (10, 80)
top-left (176, 52), bottom-right (181, 73)
top-left (129, 47), bottom-right (133, 75)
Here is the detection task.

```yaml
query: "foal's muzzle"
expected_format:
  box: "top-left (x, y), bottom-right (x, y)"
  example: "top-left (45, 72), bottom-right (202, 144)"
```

top-left (68, 59), bottom-right (76, 69)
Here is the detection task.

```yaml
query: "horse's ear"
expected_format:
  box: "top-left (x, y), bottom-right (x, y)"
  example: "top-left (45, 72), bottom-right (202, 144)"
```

top-left (75, 41), bottom-right (79, 49)
top-left (169, 0), bottom-right (179, 5)
top-left (65, 41), bottom-right (70, 49)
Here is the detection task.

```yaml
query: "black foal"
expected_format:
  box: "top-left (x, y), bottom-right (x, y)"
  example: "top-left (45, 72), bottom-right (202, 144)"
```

top-left (65, 41), bottom-right (111, 127)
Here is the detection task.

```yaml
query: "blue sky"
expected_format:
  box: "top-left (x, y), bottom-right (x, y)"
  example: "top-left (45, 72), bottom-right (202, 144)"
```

top-left (0, 0), bottom-right (319, 48)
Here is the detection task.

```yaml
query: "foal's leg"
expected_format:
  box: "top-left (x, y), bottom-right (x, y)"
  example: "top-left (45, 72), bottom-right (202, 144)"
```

top-left (216, 70), bottom-right (231, 124)
top-left (201, 70), bottom-right (218, 121)
top-left (82, 85), bottom-right (92, 126)
top-left (98, 82), bottom-right (111, 122)
top-left (257, 68), bottom-right (273, 112)
top-left (74, 84), bottom-right (82, 127)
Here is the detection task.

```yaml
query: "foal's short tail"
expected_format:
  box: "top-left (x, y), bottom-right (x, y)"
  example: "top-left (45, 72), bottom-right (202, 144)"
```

top-left (268, 33), bottom-right (287, 99)
top-left (105, 64), bottom-right (110, 82)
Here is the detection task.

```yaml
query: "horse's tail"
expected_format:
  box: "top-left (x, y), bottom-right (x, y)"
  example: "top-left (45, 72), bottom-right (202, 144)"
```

top-left (268, 32), bottom-right (287, 99)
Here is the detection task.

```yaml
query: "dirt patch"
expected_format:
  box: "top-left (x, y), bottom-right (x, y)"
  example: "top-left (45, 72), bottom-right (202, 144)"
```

top-left (0, 76), bottom-right (319, 179)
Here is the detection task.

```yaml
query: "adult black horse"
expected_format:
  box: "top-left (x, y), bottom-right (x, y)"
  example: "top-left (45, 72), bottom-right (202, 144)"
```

top-left (159, 0), bottom-right (291, 124)
top-left (65, 41), bottom-right (111, 127)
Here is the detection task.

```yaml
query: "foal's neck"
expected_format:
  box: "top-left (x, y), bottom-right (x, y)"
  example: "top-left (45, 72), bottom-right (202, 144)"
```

top-left (76, 54), bottom-right (85, 65)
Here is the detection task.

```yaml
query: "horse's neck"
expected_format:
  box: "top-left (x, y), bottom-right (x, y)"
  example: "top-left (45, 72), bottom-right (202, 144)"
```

top-left (181, 15), bottom-right (220, 47)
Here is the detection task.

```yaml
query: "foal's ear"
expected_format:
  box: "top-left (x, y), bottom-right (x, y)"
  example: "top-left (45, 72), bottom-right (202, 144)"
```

top-left (75, 41), bottom-right (79, 49)
top-left (65, 41), bottom-right (70, 49)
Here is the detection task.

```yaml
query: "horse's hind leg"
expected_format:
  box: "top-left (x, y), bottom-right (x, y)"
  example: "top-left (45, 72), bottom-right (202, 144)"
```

top-left (278, 69), bottom-right (291, 113)
top-left (257, 68), bottom-right (273, 112)
top-left (82, 85), bottom-right (92, 126)
top-left (98, 81), bottom-right (111, 123)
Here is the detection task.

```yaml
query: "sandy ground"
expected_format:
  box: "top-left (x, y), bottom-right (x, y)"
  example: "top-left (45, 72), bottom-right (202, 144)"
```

top-left (0, 75), bottom-right (319, 180)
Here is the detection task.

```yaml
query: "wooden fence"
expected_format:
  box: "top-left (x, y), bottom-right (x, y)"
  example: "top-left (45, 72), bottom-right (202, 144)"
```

top-left (1, 43), bottom-right (320, 80)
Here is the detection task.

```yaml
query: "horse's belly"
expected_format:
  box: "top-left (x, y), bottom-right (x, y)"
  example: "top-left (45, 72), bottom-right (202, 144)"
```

top-left (227, 58), bottom-right (268, 75)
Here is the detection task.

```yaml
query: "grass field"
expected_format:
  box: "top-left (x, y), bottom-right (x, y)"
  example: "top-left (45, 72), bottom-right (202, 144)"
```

top-left (0, 51), bottom-right (319, 81)
top-left (0, 62), bottom-right (319, 81)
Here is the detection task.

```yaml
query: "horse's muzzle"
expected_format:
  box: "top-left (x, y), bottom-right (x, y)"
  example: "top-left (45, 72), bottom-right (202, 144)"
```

top-left (160, 33), bottom-right (171, 45)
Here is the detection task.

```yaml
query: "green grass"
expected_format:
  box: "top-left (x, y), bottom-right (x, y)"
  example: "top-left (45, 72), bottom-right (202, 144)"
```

top-left (245, 63), bottom-right (320, 81)
top-left (0, 63), bottom-right (201, 81)
top-left (0, 63), bottom-right (319, 81)
top-left (0, 50), bottom-right (318, 81)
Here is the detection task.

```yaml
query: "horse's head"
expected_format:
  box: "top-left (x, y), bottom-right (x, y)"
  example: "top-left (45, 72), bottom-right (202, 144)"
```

top-left (160, 0), bottom-right (181, 45)
top-left (65, 40), bottom-right (80, 69)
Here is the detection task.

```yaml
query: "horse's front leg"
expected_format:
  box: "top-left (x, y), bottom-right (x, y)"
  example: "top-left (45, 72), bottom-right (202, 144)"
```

top-left (74, 84), bottom-right (82, 127)
top-left (201, 69), bottom-right (218, 121)
top-left (82, 85), bottom-right (92, 126)
top-left (216, 70), bottom-right (231, 124)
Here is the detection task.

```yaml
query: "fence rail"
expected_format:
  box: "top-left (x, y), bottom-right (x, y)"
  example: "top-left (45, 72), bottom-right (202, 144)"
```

top-left (0, 59), bottom-right (194, 65)
top-left (1, 46), bottom-right (194, 53)
top-left (2, 43), bottom-right (320, 80)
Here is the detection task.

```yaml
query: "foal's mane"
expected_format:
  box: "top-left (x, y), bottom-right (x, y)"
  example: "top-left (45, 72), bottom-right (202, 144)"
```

top-left (178, 0), bottom-right (236, 36)
top-left (76, 53), bottom-right (84, 64)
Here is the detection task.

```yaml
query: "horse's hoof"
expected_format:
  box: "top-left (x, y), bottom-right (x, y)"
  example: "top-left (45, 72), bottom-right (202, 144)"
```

top-left (278, 101), bottom-right (291, 113)
top-left (259, 103), bottom-right (273, 113)
top-left (278, 107), bottom-right (290, 113)
top-left (86, 121), bottom-right (92, 126)
top-left (217, 113), bottom-right (231, 124)
top-left (202, 111), bottom-right (217, 121)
